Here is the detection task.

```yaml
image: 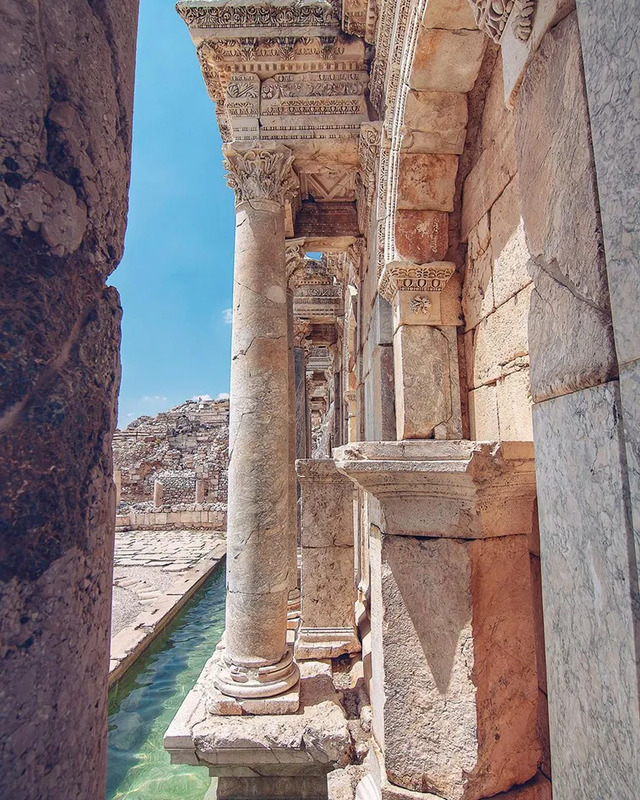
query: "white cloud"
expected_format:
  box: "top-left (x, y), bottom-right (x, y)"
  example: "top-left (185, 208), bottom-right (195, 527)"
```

top-left (222, 308), bottom-right (233, 324)
top-left (141, 395), bottom-right (167, 403)
top-left (191, 393), bottom-right (213, 402)
top-left (215, 392), bottom-right (230, 401)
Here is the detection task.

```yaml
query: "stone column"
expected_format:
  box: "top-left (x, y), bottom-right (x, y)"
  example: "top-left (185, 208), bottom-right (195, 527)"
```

top-left (216, 143), bottom-right (300, 704)
top-left (286, 289), bottom-right (301, 625)
top-left (195, 479), bottom-right (205, 504)
top-left (379, 262), bottom-right (462, 440)
top-left (153, 480), bottom-right (164, 508)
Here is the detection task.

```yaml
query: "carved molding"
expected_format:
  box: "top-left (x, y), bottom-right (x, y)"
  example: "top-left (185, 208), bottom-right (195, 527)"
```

top-left (177, 2), bottom-right (339, 30)
top-left (356, 122), bottom-right (381, 233)
top-left (378, 261), bottom-right (455, 302)
top-left (223, 144), bottom-right (298, 207)
top-left (467, 0), bottom-right (536, 43)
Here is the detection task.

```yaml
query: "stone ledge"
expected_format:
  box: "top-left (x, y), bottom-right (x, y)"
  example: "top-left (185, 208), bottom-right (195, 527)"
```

top-left (333, 440), bottom-right (536, 539)
top-left (296, 627), bottom-right (361, 661)
top-left (164, 661), bottom-right (353, 779)
top-left (109, 542), bottom-right (226, 687)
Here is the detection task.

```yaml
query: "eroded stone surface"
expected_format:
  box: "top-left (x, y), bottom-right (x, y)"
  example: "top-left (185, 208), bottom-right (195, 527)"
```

top-left (0, 1), bottom-right (137, 796)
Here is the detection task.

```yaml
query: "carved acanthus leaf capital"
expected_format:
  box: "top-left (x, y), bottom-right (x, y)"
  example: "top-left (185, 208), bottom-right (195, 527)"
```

top-left (222, 143), bottom-right (299, 208)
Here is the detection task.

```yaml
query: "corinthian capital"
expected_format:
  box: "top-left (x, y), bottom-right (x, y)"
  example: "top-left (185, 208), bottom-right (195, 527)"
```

top-left (222, 143), bottom-right (299, 209)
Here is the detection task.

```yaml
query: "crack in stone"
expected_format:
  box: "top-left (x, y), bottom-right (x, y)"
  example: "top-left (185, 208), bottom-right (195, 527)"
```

top-left (532, 254), bottom-right (608, 314)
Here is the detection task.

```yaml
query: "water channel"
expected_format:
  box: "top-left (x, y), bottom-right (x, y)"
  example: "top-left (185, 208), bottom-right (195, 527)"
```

top-left (106, 565), bottom-right (226, 800)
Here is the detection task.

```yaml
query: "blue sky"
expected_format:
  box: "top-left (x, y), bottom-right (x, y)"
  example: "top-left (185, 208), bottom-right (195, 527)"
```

top-left (110, 0), bottom-right (235, 426)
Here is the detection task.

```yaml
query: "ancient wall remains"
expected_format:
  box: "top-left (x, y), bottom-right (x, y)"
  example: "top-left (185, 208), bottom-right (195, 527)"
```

top-left (113, 398), bottom-right (229, 530)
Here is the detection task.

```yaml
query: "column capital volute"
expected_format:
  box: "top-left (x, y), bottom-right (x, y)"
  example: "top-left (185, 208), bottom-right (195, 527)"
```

top-left (222, 142), bottom-right (299, 210)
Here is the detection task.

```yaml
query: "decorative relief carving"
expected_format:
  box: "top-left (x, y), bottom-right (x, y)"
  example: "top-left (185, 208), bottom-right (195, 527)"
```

top-left (261, 71), bottom-right (368, 99)
top-left (198, 36), bottom-right (345, 65)
top-left (356, 122), bottom-right (381, 232)
top-left (409, 295), bottom-right (432, 314)
top-left (177, 2), bottom-right (339, 30)
top-left (293, 319), bottom-right (313, 349)
top-left (262, 97), bottom-right (366, 116)
top-left (467, 0), bottom-right (536, 42)
top-left (378, 262), bottom-right (455, 302)
top-left (223, 144), bottom-right (299, 207)
top-left (286, 238), bottom-right (307, 281)
top-left (225, 74), bottom-right (260, 116)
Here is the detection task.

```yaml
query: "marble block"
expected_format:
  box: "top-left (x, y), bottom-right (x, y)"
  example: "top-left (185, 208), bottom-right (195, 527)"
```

top-left (515, 12), bottom-right (616, 402)
top-left (575, 0), bottom-right (640, 367)
top-left (165, 661), bottom-right (352, 780)
top-left (533, 381), bottom-right (640, 800)
top-left (334, 440), bottom-right (537, 541)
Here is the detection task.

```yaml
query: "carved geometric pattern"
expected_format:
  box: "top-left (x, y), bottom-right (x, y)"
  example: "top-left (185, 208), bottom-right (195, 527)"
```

top-left (299, 168), bottom-right (356, 202)
top-left (176, 3), bottom-right (339, 29)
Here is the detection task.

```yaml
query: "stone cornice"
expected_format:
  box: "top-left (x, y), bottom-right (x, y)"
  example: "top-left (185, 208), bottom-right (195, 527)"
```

top-left (222, 143), bottom-right (298, 207)
top-left (177, 0), bottom-right (340, 31)
top-left (334, 440), bottom-right (537, 539)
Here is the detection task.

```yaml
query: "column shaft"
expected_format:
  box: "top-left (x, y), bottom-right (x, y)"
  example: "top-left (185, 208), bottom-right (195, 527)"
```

top-left (225, 201), bottom-right (290, 668)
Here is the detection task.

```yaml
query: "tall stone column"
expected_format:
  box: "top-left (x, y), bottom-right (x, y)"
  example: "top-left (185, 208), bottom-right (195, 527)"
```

top-left (216, 143), bottom-right (300, 702)
top-left (286, 288), bottom-right (301, 624)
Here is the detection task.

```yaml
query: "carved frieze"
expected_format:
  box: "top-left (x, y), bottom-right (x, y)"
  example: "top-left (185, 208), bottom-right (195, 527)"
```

top-left (197, 35), bottom-right (348, 66)
top-left (225, 74), bottom-right (260, 116)
top-left (223, 143), bottom-right (299, 207)
top-left (467, 0), bottom-right (536, 43)
top-left (262, 71), bottom-right (368, 99)
top-left (176, 2), bottom-right (339, 31)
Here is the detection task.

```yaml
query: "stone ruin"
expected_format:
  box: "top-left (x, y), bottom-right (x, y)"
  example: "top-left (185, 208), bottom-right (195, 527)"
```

top-left (113, 398), bottom-right (229, 530)
top-left (1, 1), bottom-right (639, 800)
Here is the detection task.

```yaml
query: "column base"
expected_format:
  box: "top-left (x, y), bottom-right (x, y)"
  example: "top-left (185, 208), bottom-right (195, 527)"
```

top-left (165, 661), bottom-right (352, 795)
top-left (211, 646), bottom-right (300, 709)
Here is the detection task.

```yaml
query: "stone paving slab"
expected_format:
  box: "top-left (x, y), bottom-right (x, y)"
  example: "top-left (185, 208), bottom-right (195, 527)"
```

top-left (109, 529), bottom-right (226, 686)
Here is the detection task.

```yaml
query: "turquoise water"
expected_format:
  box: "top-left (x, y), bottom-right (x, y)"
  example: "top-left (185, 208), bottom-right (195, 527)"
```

top-left (106, 567), bottom-right (226, 800)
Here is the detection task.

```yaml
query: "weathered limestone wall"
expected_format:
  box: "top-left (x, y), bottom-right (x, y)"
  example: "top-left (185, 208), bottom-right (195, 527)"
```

top-left (461, 54), bottom-right (533, 442)
top-left (0, 2), bottom-right (137, 798)
top-left (513, 10), bottom-right (640, 799)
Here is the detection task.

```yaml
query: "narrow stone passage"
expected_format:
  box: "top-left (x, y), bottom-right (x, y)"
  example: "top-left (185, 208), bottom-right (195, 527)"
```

top-left (107, 567), bottom-right (225, 800)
